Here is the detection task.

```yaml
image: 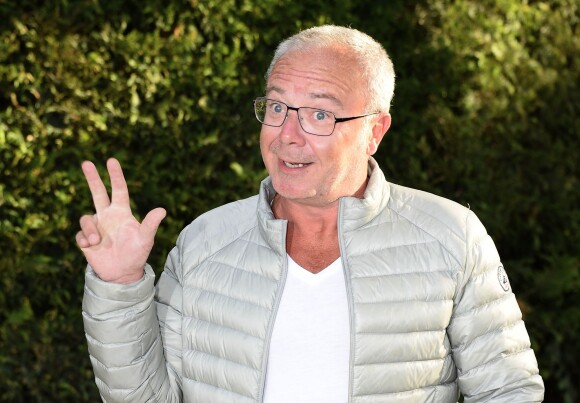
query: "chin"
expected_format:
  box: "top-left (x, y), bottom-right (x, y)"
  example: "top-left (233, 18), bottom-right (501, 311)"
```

top-left (273, 186), bottom-right (310, 200)
top-left (271, 179), bottom-right (314, 200)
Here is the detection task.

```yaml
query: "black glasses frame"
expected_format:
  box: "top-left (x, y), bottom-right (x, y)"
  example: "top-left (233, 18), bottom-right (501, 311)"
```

top-left (253, 97), bottom-right (379, 136)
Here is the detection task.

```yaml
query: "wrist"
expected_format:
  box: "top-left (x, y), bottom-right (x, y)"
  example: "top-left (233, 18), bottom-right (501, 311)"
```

top-left (96, 267), bottom-right (145, 284)
top-left (111, 272), bottom-right (145, 284)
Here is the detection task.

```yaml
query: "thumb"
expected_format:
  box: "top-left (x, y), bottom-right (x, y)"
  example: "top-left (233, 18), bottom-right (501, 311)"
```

top-left (140, 207), bottom-right (167, 239)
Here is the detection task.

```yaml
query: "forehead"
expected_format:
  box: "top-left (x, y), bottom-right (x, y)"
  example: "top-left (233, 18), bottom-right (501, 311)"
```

top-left (266, 47), bottom-right (366, 110)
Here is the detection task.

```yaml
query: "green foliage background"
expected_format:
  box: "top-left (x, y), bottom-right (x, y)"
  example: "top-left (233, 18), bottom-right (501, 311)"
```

top-left (0, 0), bottom-right (578, 401)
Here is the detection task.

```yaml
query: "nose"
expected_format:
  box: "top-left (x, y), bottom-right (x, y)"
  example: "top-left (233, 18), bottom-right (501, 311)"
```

top-left (279, 109), bottom-right (306, 145)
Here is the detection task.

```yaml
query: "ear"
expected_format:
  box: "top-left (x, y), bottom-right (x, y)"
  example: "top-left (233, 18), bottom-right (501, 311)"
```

top-left (367, 113), bottom-right (391, 156)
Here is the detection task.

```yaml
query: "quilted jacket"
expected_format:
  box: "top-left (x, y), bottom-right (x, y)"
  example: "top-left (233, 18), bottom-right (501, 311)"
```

top-left (83, 158), bottom-right (544, 402)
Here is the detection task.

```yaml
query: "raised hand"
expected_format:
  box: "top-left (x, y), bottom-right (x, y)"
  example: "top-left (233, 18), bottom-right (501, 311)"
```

top-left (76, 158), bottom-right (166, 284)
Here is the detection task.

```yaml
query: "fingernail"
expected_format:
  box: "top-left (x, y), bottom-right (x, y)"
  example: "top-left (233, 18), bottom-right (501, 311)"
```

top-left (89, 234), bottom-right (99, 244)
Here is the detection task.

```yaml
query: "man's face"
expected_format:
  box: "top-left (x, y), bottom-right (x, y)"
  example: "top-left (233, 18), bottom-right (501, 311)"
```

top-left (260, 47), bottom-right (386, 206)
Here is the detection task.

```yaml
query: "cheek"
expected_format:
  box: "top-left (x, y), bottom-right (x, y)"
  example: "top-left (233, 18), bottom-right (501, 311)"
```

top-left (330, 132), bottom-right (370, 171)
top-left (260, 129), bottom-right (276, 155)
top-left (259, 135), bottom-right (272, 169)
top-left (329, 132), bottom-right (365, 159)
top-left (259, 131), bottom-right (266, 152)
top-left (310, 142), bottom-right (327, 158)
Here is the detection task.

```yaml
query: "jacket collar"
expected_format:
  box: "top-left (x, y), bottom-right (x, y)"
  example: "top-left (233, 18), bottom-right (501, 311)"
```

top-left (339, 157), bottom-right (391, 233)
top-left (256, 157), bottom-right (391, 250)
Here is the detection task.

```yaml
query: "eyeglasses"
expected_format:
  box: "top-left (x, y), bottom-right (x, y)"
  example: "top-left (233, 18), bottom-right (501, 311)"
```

top-left (253, 97), bottom-right (379, 136)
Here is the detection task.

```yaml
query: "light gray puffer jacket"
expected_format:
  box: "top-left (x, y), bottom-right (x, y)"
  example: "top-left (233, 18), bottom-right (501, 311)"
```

top-left (83, 159), bottom-right (544, 402)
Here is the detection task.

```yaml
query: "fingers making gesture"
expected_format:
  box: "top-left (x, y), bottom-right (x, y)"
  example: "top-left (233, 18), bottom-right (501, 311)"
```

top-left (76, 158), bottom-right (166, 284)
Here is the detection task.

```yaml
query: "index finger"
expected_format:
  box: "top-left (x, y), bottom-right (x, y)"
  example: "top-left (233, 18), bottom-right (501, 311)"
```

top-left (81, 160), bottom-right (111, 213)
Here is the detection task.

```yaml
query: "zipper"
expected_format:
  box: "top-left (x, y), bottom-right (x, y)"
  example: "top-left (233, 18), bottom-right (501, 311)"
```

top-left (257, 221), bottom-right (289, 402)
top-left (338, 199), bottom-right (355, 403)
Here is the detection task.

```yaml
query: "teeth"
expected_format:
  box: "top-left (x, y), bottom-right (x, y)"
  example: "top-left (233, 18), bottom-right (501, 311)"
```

top-left (284, 161), bottom-right (305, 168)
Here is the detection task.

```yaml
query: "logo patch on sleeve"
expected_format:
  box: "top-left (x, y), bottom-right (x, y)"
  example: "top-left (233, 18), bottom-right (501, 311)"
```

top-left (497, 265), bottom-right (511, 292)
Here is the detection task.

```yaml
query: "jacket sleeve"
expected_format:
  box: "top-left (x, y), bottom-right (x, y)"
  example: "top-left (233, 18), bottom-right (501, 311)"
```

top-left (82, 244), bottom-right (183, 402)
top-left (447, 211), bottom-right (544, 402)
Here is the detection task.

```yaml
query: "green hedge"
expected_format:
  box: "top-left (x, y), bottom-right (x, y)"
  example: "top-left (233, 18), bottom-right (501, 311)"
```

top-left (0, 0), bottom-right (578, 401)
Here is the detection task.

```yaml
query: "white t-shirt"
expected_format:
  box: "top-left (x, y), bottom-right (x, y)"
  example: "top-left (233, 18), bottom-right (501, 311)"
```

top-left (262, 255), bottom-right (350, 403)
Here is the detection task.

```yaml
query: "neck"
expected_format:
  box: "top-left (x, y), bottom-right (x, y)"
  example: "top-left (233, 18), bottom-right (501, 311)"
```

top-left (271, 195), bottom-right (339, 273)
top-left (271, 179), bottom-right (369, 273)
top-left (271, 175), bottom-right (369, 220)
top-left (272, 195), bottom-right (338, 231)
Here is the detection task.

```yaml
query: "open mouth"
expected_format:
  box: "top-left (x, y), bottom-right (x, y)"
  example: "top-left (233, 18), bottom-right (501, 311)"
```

top-left (283, 161), bottom-right (311, 168)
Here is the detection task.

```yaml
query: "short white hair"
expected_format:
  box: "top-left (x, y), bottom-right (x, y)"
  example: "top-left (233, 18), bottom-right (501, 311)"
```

top-left (265, 25), bottom-right (395, 113)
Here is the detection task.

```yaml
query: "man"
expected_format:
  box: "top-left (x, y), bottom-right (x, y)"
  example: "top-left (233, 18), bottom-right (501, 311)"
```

top-left (78, 25), bottom-right (544, 402)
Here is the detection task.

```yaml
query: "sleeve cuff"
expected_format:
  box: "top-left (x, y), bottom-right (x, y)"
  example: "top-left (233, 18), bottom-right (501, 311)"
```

top-left (83, 265), bottom-right (156, 312)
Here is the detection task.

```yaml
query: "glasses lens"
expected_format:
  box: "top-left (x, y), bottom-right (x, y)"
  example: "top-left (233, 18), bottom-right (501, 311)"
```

top-left (298, 108), bottom-right (335, 136)
top-left (254, 99), bottom-right (266, 122)
top-left (255, 98), bottom-right (287, 126)
top-left (253, 98), bottom-right (336, 136)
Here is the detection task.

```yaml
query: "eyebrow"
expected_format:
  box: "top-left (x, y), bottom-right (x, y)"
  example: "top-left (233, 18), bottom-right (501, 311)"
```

top-left (265, 85), bottom-right (285, 97)
top-left (265, 86), bottom-right (344, 109)
top-left (309, 92), bottom-right (343, 108)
